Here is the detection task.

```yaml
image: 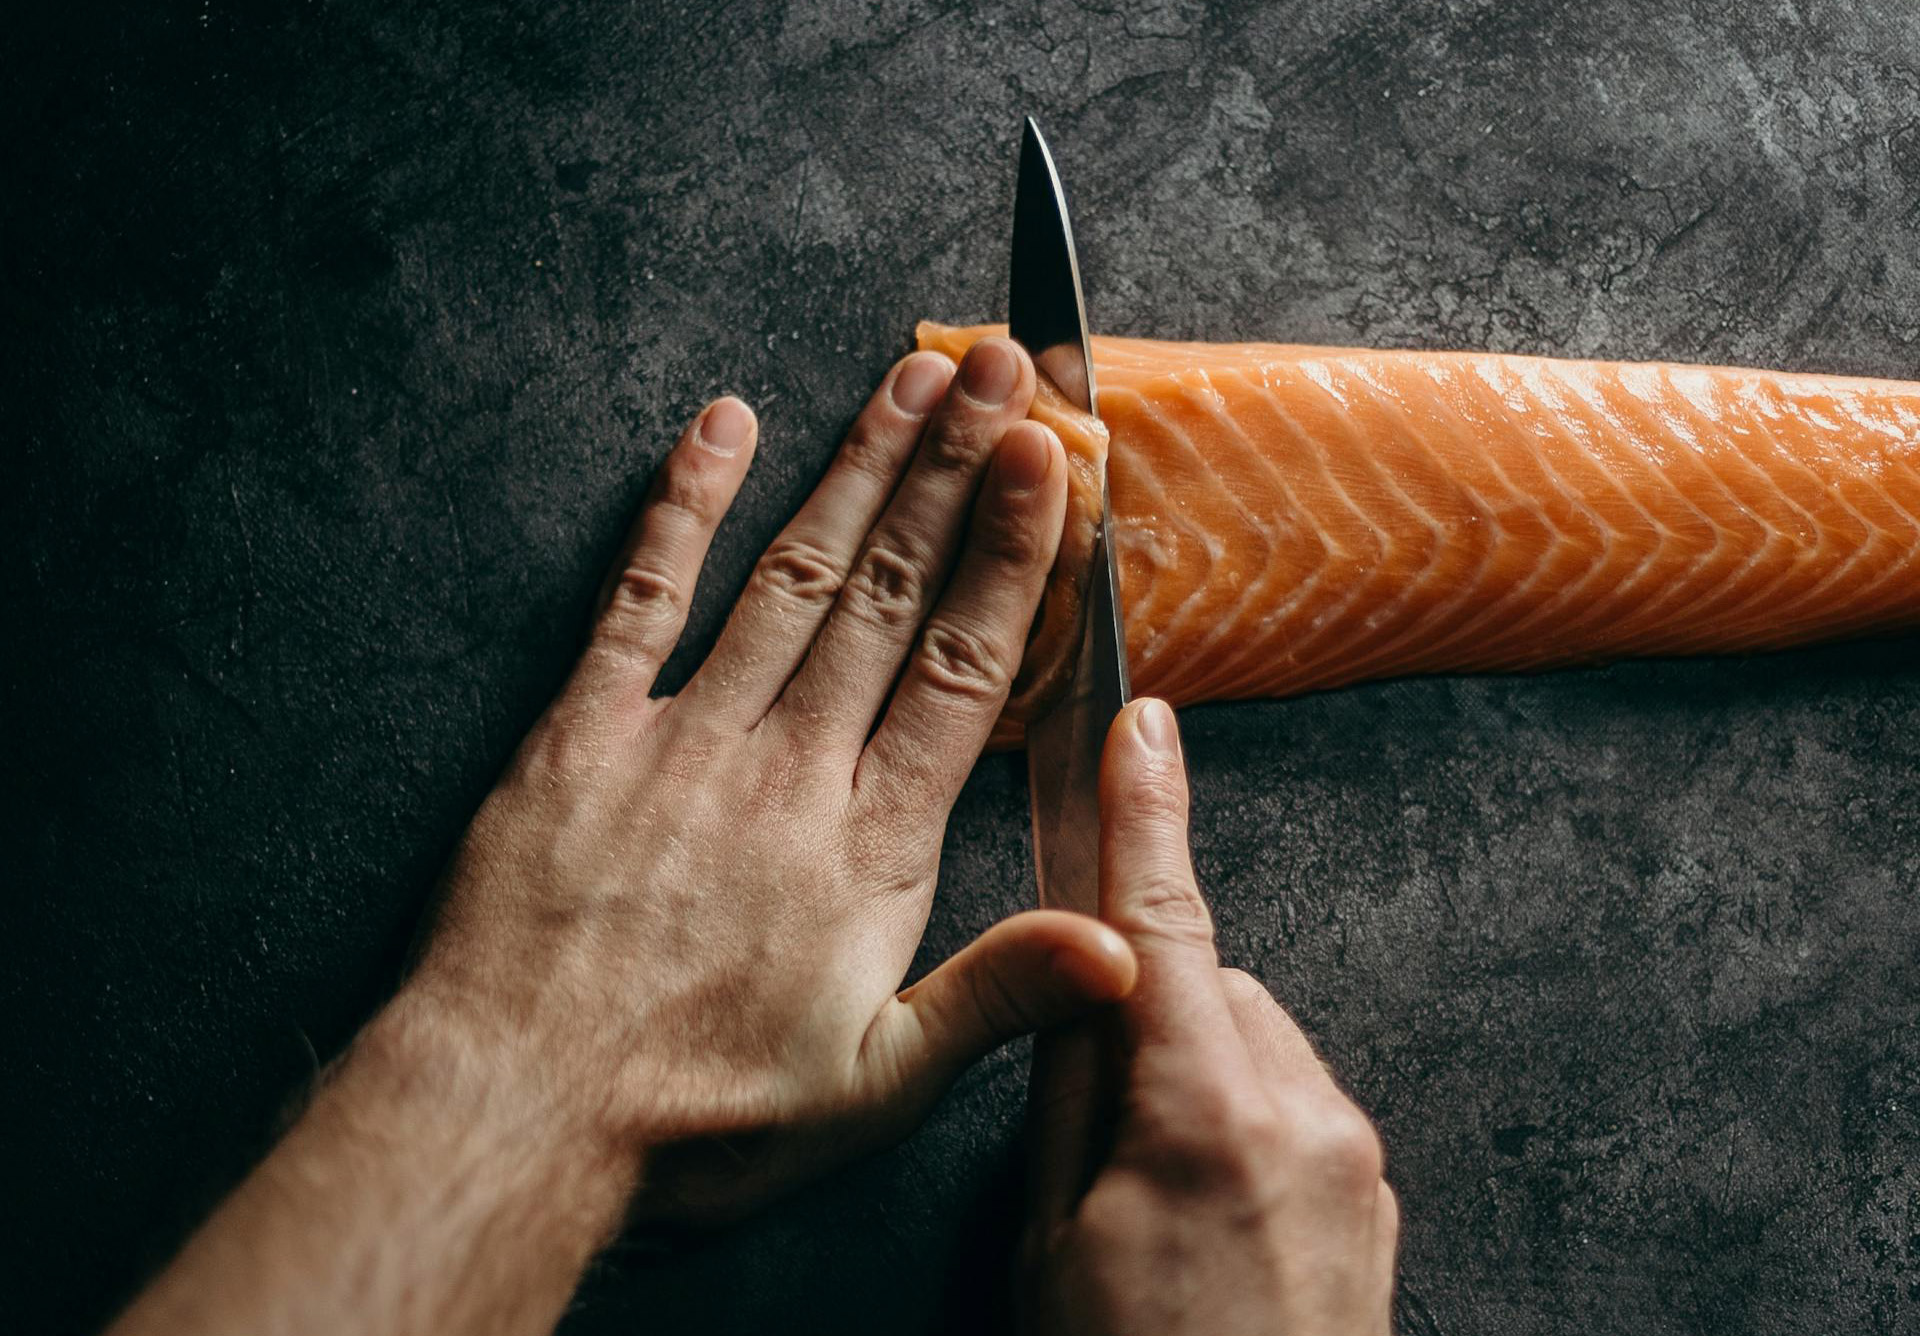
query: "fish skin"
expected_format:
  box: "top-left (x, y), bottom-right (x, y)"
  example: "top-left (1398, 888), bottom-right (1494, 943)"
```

top-left (917, 321), bottom-right (1920, 749)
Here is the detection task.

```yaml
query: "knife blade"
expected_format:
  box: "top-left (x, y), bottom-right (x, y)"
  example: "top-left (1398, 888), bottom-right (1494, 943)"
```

top-left (1010, 117), bottom-right (1130, 917)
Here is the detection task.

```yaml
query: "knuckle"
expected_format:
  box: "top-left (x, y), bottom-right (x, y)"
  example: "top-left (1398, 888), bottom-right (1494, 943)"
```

top-left (611, 563), bottom-right (682, 615)
top-left (600, 565), bottom-right (683, 646)
top-left (1120, 762), bottom-right (1189, 825)
top-left (655, 451), bottom-right (722, 520)
top-left (1219, 967), bottom-right (1266, 1005)
top-left (1290, 1099), bottom-right (1386, 1199)
top-left (837, 419), bottom-right (912, 488)
top-left (845, 542), bottom-right (928, 626)
top-left (1138, 1080), bottom-right (1275, 1195)
top-left (976, 501), bottom-right (1054, 568)
top-left (752, 538), bottom-right (842, 607)
top-left (1238, 1105), bottom-right (1289, 1165)
top-left (921, 419), bottom-right (992, 475)
top-left (650, 715), bottom-right (731, 786)
top-left (1121, 869), bottom-right (1213, 943)
top-left (915, 620), bottom-right (1013, 705)
top-left (1217, 1111), bottom-right (1287, 1197)
top-left (510, 704), bottom-right (609, 785)
top-left (1163, 1077), bottom-right (1238, 1152)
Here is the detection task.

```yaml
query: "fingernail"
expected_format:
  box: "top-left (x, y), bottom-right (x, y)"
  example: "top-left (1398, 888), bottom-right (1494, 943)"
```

top-left (960, 339), bottom-right (1020, 406)
top-left (698, 397), bottom-right (755, 456)
top-left (996, 425), bottom-right (1055, 494)
top-left (1136, 698), bottom-right (1178, 755)
top-left (892, 354), bottom-right (952, 415)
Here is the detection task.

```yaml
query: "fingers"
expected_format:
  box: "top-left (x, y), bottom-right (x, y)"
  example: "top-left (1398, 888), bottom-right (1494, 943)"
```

top-left (1265, 1082), bottom-right (1390, 1314)
top-left (777, 338), bottom-right (1036, 749)
top-left (1219, 966), bottom-right (1393, 1257)
top-left (682, 352), bottom-right (957, 724)
top-left (1218, 967), bottom-right (1330, 1088)
top-left (858, 419), bottom-right (1067, 807)
top-left (1099, 699), bottom-right (1241, 1059)
top-left (586, 397), bottom-right (757, 702)
top-left (1218, 964), bottom-right (1392, 1323)
top-left (883, 909), bottom-right (1136, 1100)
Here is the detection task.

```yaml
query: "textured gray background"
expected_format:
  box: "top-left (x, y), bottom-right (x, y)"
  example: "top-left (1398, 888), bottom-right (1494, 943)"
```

top-left (6, 1), bottom-right (1920, 1332)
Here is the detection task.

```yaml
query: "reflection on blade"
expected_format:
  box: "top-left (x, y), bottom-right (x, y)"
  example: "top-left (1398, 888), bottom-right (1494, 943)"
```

top-left (1010, 117), bottom-right (1129, 916)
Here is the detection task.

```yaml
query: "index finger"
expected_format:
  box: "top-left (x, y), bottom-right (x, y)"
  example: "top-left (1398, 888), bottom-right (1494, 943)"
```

top-left (1099, 699), bottom-right (1241, 1061)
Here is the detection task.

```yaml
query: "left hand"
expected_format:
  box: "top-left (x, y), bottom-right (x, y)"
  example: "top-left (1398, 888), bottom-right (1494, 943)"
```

top-left (397, 337), bottom-right (1138, 1223)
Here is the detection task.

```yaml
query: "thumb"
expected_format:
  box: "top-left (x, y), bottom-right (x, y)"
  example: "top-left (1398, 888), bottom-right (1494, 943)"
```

top-left (887, 910), bottom-right (1137, 1095)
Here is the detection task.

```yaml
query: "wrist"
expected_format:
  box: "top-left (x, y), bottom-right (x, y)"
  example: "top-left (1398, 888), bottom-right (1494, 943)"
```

top-left (343, 984), bottom-right (648, 1239)
top-left (112, 985), bottom-right (654, 1336)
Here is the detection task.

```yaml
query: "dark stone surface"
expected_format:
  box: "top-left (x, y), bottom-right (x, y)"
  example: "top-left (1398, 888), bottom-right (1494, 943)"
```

top-left (6, 1), bottom-right (1919, 1332)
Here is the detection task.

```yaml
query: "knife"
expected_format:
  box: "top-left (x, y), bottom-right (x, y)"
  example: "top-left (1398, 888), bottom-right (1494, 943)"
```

top-left (1010, 118), bottom-right (1130, 916)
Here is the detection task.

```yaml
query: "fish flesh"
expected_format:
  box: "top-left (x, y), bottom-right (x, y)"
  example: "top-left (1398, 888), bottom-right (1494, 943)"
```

top-left (915, 322), bottom-right (1920, 747)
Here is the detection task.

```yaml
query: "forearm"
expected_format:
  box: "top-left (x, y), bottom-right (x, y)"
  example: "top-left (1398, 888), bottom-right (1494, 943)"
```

top-left (110, 990), bottom-right (639, 1336)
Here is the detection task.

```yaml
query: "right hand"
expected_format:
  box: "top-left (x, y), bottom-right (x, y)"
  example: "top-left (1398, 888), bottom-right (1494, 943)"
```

top-left (1019, 698), bottom-right (1398, 1335)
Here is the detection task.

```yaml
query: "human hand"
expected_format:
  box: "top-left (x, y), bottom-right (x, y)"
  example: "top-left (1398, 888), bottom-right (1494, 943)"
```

top-left (1019, 699), bottom-right (1397, 1335)
top-left (392, 339), bottom-right (1140, 1224)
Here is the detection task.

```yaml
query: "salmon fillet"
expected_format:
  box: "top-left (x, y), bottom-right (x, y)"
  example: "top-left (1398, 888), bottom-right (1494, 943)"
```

top-left (915, 321), bottom-right (1920, 748)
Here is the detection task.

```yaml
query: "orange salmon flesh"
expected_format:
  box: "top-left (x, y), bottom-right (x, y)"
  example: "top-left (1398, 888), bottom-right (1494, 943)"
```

top-left (915, 321), bottom-right (1920, 748)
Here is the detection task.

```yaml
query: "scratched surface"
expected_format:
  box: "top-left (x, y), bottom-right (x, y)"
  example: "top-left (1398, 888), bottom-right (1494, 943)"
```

top-left (5, 2), bottom-right (1920, 1332)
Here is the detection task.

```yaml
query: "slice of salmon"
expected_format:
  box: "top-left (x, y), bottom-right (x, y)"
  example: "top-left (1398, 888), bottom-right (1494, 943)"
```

top-left (916, 321), bottom-right (1920, 747)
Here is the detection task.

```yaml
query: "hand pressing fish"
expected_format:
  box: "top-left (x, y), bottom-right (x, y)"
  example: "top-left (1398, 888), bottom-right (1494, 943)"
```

top-left (918, 321), bottom-right (1920, 748)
